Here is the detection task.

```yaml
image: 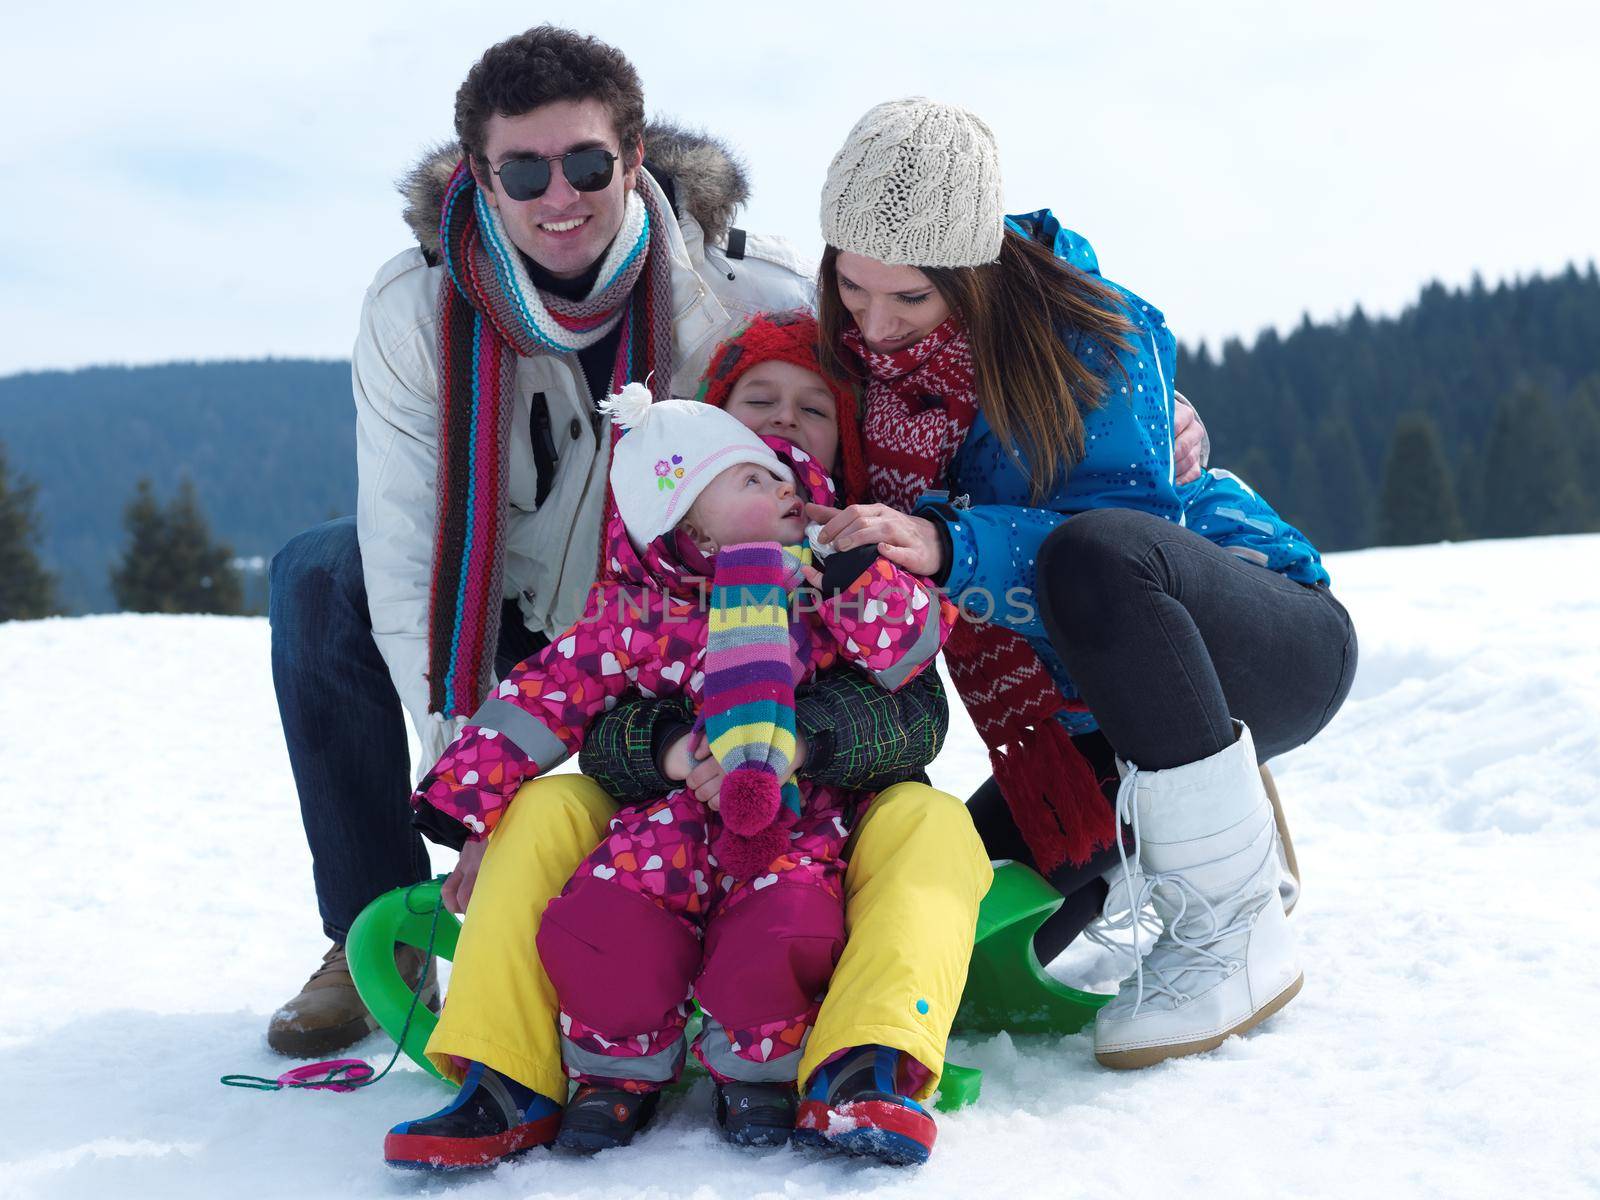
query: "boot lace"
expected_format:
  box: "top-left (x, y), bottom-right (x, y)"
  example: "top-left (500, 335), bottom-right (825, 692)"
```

top-left (1082, 881), bottom-right (1162, 960)
top-left (308, 943), bottom-right (351, 983)
top-left (1110, 764), bottom-right (1262, 1016)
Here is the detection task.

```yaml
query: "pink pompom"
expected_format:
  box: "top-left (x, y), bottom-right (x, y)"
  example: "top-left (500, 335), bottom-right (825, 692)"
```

top-left (720, 769), bottom-right (783, 835)
top-left (713, 823), bottom-right (790, 881)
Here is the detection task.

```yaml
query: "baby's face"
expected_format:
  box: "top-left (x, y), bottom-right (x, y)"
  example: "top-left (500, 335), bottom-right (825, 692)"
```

top-left (683, 461), bottom-right (805, 554)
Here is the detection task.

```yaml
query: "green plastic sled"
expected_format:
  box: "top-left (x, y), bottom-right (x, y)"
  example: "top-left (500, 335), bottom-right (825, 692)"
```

top-left (345, 879), bottom-right (460, 1082)
top-left (954, 861), bottom-right (1112, 1036)
top-left (347, 861), bottom-right (1104, 1115)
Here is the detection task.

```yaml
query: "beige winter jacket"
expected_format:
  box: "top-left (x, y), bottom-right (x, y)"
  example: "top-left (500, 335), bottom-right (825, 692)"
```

top-left (353, 131), bottom-right (815, 766)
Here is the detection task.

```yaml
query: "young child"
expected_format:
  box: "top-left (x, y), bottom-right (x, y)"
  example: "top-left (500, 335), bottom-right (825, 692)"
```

top-left (408, 382), bottom-right (955, 1153)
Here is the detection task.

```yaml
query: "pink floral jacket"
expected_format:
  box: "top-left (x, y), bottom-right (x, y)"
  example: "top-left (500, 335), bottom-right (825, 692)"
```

top-left (411, 439), bottom-right (957, 846)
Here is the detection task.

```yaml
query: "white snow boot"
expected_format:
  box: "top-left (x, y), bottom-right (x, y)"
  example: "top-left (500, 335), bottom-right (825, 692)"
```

top-left (1261, 764), bottom-right (1300, 916)
top-left (1094, 722), bottom-right (1302, 1069)
top-left (1088, 761), bottom-right (1297, 964)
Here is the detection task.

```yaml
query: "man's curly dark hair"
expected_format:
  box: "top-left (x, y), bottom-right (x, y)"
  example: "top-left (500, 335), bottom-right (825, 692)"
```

top-left (454, 26), bottom-right (646, 171)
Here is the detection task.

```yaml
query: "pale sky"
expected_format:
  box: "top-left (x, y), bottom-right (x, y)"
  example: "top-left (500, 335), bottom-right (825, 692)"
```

top-left (3, 0), bottom-right (1597, 376)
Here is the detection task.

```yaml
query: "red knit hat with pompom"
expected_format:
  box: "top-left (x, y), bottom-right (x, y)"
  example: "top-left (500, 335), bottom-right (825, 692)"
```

top-left (695, 309), bottom-right (869, 504)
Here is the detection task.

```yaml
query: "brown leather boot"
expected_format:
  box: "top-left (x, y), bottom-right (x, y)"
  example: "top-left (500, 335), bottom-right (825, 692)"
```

top-left (267, 942), bottom-right (438, 1058)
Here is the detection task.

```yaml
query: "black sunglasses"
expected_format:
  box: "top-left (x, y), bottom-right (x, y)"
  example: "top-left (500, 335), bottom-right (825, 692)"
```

top-left (490, 147), bottom-right (619, 201)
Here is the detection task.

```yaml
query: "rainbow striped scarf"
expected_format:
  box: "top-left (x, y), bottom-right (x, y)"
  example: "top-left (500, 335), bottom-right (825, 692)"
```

top-left (427, 159), bottom-right (675, 717)
top-left (702, 541), bottom-right (811, 875)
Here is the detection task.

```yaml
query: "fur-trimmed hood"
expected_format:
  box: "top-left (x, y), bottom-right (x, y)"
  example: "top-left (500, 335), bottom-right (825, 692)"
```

top-left (398, 120), bottom-right (751, 264)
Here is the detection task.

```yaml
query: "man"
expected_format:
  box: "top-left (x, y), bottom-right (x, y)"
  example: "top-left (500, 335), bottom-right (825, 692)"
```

top-left (265, 26), bottom-right (817, 1056)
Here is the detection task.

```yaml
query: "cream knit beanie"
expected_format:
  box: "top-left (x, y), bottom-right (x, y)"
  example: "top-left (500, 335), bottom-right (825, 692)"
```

top-left (820, 98), bottom-right (1004, 268)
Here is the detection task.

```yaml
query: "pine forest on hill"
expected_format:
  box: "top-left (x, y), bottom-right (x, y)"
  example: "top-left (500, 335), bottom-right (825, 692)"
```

top-left (1177, 264), bottom-right (1600, 550)
top-left (0, 360), bottom-right (353, 612)
top-left (1, 266), bottom-right (1597, 613)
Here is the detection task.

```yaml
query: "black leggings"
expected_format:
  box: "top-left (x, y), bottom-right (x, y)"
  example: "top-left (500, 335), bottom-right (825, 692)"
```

top-left (967, 507), bottom-right (1358, 960)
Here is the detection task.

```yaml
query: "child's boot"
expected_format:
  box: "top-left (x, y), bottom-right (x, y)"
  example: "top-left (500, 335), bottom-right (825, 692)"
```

top-left (714, 1081), bottom-right (797, 1147)
top-left (555, 1085), bottom-right (661, 1153)
top-left (795, 1044), bottom-right (935, 1166)
top-left (383, 1060), bottom-right (561, 1170)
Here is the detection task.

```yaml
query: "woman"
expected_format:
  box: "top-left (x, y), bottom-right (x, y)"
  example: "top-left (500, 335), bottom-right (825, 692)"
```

top-left (385, 312), bottom-right (991, 1170)
top-left (805, 98), bottom-right (1357, 1069)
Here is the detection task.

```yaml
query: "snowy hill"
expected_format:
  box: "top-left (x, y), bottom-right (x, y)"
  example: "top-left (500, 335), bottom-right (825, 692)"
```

top-left (2, 536), bottom-right (1597, 1199)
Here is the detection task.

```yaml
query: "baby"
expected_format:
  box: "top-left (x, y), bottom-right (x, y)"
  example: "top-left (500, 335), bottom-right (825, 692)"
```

top-left (408, 384), bottom-right (954, 1154)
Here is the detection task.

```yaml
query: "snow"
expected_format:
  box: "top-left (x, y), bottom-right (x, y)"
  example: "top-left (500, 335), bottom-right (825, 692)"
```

top-left (2, 535), bottom-right (1598, 1199)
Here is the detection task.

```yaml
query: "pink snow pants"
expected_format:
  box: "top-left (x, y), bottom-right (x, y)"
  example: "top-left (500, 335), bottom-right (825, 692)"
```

top-left (535, 788), bottom-right (848, 1091)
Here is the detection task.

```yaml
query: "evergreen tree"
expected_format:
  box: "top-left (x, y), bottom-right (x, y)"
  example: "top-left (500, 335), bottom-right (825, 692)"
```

top-left (1565, 377), bottom-right (1600, 526)
top-left (109, 480), bottom-right (168, 611)
top-left (1312, 415), bottom-right (1373, 550)
top-left (110, 477), bottom-right (245, 614)
top-left (1278, 439), bottom-right (1322, 544)
top-left (1377, 414), bottom-right (1463, 545)
top-left (1232, 447), bottom-right (1280, 508)
top-left (162, 478), bottom-right (246, 613)
top-left (1479, 386), bottom-right (1589, 538)
top-left (0, 442), bottom-right (59, 620)
top-left (1454, 444), bottom-right (1485, 539)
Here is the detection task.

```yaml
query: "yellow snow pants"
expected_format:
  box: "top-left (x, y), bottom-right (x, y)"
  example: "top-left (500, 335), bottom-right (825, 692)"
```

top-left (426, 774), bottom-right (992, 1103)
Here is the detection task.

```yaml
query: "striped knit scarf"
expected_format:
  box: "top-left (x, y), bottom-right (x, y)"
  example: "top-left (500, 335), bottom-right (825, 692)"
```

top-left (428, 160), bottom-right (675, 717)
top-left (850, 321), bottom-right (1115, 874)
top-left (703, 540), bottom-right (811, 879)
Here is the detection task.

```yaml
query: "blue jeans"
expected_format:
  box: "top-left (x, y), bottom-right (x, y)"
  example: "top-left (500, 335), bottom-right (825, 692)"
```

top-left (269, 518), bottom-right (545, 940)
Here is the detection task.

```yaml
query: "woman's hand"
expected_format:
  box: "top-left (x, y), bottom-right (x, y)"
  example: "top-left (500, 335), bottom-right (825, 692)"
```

top-left (441, 838), bottom-right (488, 914)
top-left (806, 502), bottom-right (946, 577)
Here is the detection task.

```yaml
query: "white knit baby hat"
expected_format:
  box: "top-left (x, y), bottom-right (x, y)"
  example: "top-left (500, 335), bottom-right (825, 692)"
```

top-left (602, 384), bottom-right (794, 551)
top-left (820, 97), bottom-right (1005, 268)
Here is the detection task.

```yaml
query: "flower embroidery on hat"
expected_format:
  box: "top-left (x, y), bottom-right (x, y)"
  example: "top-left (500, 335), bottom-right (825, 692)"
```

top-left (654, 454), bottom-right (686, 491)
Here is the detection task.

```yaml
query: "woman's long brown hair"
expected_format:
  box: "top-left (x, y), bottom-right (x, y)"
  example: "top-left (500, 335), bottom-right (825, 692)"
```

top-left (817, 230), bottom-right (1137, 501)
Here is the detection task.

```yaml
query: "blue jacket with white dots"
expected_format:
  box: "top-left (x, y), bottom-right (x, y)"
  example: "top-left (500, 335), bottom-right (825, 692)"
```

top-left (918, 210), bottom-right (1328, 732)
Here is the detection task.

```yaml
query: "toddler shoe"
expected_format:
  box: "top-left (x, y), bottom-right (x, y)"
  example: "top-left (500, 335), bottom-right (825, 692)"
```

top-left (556, 1084), bottom-right (661, 1153)
top-left (795, 1044), bottom-right (935, 1166)
top-left (714, 1080), bottom-right (796, 1147)
top-left (384, 1060), bottom-right (560, 1170)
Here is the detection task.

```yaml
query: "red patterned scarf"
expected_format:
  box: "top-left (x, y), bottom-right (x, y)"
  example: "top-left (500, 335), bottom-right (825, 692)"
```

top-left (852, 320), bottom-right (1114, 872)
top-left (428, 160), bottom-right (675, 717)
